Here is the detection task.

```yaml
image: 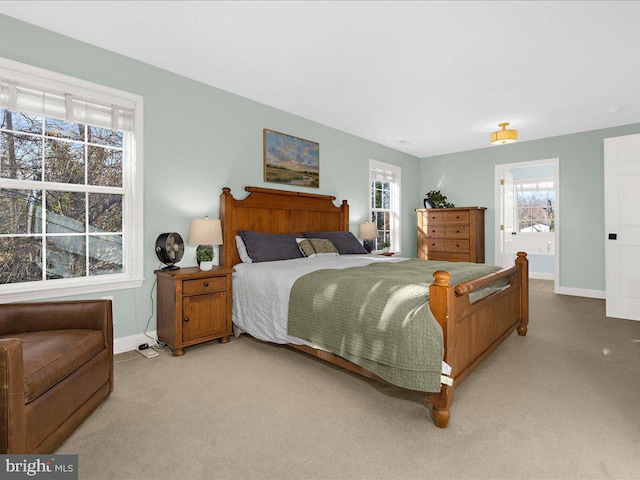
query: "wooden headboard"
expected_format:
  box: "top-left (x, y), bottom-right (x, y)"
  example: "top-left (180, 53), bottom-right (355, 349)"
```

top-left (220, 186), bottom-right (350, 268)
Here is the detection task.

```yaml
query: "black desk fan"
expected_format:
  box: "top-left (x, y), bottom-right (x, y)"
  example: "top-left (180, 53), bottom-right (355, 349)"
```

top-left (155, 232), bottom-right (184, 270)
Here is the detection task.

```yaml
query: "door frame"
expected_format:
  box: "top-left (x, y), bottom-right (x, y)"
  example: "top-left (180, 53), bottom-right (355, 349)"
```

top-left (494, 158), bottom-right (560, 293)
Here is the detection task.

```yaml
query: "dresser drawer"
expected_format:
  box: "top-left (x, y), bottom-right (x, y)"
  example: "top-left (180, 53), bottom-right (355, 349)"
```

top-left (433, 252), bottom-right (471, 262)
top-left (425, 239), bottom-right (445, 252)
top-left (445, 211), bottom-right (470, 224)
top-left (183, 276), bottom-right (227, 295)
top-left (445, 239), bottom-right (470, 253)
top-left (425, 226), bottom-right (445, 238)
top-left (425, 210), bottom-right (445, 224)
top-left (445, 225), bottom-right (470, 239)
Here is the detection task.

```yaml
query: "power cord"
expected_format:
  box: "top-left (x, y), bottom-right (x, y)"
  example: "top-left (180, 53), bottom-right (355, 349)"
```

top-left (142, 262), bottom-right (170, 353)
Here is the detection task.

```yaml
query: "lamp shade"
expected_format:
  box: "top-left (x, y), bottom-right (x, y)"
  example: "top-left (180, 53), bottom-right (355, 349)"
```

top-left (491, 122), bottom-right (518, 145)
top-left (358, 222), bottom-right (378, 240)
top-left (187, 217), bottom-right (223, 245)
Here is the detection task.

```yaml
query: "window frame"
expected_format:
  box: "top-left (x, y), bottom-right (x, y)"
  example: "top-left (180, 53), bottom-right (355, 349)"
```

top-left (0, 57), bottom-right (144, 302)
top-left (368, 159), bottom-right (401, 253)
top-left (513, 176), bottom-right (555, 234)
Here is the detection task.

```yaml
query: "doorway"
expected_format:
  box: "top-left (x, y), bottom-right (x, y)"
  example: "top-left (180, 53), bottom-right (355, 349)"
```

top-left (495, 158), bottom-right (560, 293)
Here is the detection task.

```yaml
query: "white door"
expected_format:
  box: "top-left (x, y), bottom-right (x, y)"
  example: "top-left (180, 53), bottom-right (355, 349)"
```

top-left (604, 134), bottom-right (640, 321)
top-left (500, 171), bottom-right (515, 267)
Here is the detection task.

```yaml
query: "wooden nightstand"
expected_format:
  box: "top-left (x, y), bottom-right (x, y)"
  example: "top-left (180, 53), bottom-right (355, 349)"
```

top-left (155, 266), bottom-right (234, 356)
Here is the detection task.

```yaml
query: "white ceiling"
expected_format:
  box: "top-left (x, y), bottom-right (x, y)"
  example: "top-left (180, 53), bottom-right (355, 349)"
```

top-left (1, 1), bottom-right (640, 158)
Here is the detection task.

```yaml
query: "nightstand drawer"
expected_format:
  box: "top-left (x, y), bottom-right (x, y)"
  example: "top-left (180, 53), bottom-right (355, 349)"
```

top-left (183, 276), bottom-right (227, 295)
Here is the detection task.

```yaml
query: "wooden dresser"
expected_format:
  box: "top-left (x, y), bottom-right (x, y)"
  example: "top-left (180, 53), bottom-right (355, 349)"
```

top-left (416, 207), bottom-right (486, 263)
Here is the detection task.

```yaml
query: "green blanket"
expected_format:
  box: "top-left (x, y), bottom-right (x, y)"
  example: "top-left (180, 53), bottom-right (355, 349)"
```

top-left (287, 258), bottom-right (503, 392)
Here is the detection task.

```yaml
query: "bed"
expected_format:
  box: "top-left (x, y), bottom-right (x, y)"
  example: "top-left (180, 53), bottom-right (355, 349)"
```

top-left (220, 186), bottom-right (529, 428)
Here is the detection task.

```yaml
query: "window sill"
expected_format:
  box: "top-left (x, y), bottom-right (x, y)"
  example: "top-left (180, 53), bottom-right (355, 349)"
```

top-left (0, 275), bottom-right (144, 303)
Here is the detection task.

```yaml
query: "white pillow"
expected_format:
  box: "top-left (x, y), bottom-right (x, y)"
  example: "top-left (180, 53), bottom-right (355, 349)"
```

top-left (235, 235), bottom-right (253, 263)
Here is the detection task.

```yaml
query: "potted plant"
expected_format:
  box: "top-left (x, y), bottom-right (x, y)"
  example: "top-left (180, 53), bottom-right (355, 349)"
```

top-left (196, 246), bottom-right (214, 271)
top-left (424, 190), bottom-right (455, 209)
top-left (380, 240), bottom-right (391, 253)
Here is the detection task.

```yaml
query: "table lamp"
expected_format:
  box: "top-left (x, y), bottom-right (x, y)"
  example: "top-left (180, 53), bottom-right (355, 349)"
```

top-left (187, 216), bottom-right (223, 271)
top-left (358, 222), bottom-right (378, 253)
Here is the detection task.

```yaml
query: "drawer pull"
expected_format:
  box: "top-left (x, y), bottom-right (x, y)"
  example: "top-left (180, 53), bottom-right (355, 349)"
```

top-left (456, 230), bottom-right (460, 233)
top-left (431, 243), bottom-right (436, 246)
top-left (204, 282), bottom-right (209, 287)
top-left (183, 317), bottom-right (190, 322)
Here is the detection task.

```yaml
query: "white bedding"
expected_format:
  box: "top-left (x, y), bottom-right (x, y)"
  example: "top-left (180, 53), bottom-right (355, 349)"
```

top-left (232, 254), bottom-right (406, 345)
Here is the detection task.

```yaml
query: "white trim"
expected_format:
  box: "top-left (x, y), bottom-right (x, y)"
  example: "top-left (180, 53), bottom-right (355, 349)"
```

top-left (557, 287), bottom-right (605, 299)
top-left (530, 272), bottom-right (555, 280)
top-left (0, 56), bottom-right (144, 302)
top-left (0, 277), bottom-right (144, 304)
top-left (0, 57), bottom-right (137, 109)
top-left (114, 330), bottom-right (157, 355)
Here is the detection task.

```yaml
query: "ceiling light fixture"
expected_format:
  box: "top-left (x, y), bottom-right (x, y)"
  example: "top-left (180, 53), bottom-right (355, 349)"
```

top-left (491, 122), bottom-right (518, 145)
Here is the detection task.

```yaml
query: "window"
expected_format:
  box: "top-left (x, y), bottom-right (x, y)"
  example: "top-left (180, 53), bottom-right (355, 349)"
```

top-left (369, 160), bottom-right (401, 251)
top-left (515, 179), bottom-right (555, 232)
top-left (0, 58), bottom-right (143, 301)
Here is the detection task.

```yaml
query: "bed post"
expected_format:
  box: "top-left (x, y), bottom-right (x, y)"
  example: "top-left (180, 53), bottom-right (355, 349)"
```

top-left (428, 270), bottom-right (456, 428)
top-left (515, 251), bottom-right (529, 336)
top-left (340, 200), bottom-right (349, 231)
top-left (220, 187), bottom-right (236, 269)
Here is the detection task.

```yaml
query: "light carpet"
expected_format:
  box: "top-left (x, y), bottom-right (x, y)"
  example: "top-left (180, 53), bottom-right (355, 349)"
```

top-left (57, 291), bottom-right (640, 479)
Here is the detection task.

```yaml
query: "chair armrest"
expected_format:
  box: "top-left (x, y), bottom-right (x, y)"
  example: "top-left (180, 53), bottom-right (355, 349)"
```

top-left (0, 338), bottom-right (26, 453)
top-left (0, 300), bottom-right (113, 354)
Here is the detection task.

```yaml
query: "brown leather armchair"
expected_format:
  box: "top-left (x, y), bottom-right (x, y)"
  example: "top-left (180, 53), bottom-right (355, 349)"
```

top-left (0, 300), bottom-right (113, 453)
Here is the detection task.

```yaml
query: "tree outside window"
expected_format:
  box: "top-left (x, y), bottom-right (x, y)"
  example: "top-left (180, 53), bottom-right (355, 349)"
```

top-left (1, 109), bottom-right (124, 283)
top-left (515, 180), bottom-right (555, 233)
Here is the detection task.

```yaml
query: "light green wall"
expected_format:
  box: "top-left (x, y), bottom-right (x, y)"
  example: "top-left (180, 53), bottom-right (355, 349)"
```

top-left (420, 123), bottom-right (640, 292)
top-left (0, 15), bottom-right (420, 340)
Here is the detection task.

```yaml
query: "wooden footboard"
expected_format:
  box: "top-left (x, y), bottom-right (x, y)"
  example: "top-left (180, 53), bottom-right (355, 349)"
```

top-left (220, 187), bottom-right (529, 429)
top-left (428, 252), bottom-right (529, 427)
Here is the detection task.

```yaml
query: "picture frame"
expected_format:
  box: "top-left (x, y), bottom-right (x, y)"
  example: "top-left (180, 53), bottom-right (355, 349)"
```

top-left (263, 129), bottom-right (319, 188)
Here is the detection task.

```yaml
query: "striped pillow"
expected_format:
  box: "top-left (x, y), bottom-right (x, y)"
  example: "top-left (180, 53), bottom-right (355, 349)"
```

top-left (296, 238), bottom-right (339, 258)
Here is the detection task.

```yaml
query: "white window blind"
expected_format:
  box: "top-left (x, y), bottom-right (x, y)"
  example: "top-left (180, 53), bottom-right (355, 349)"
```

top-left (0, 79), bottom-right (134, 132)
top-left (370, 165), bottom-right (397, 183)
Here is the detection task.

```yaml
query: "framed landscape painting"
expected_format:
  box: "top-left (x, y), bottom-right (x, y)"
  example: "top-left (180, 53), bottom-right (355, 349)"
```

top-left (263, 129), bottom-right (319, 188)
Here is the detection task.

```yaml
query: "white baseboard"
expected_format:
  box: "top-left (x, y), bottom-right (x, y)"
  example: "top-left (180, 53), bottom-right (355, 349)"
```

top-left (556, 287), bottom-right (605, 299)
top-left (530, 272), bottom-right (555, 280)
top-left (114, 330), bottom-right (157, 355)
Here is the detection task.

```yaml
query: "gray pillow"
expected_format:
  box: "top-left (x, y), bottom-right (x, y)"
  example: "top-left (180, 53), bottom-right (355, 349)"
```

top-left (238, 231), bottom-right (303, 263)
top-left (303, 231), bottom-right (368, 255)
